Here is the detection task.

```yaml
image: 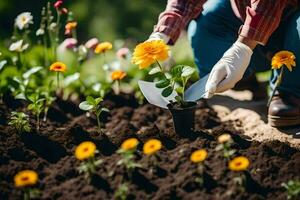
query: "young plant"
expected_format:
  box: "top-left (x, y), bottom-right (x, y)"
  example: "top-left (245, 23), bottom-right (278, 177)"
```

top-left (111, 70), bottom-right (127, 95)
top-left (79, 95), bottom-right (109, 134)
top-left (282, 180), bottom-right (300, 200)
top-left (75, 141), bottom-right (102, 182)
top-left (27, 94), bottom-right (44, 131)
top-left (143, 139), bottom-right (162, 176)
top-left (14, 170), bottom-right (40, 200)
top-left (117, 138), bottom-right (141, 174)
top-left (190, 149), bottom-right (208, 186)
top-left (215, 134), bottom-right (236, 160)
top-left (228, 156), bottom-right (250, 191)
top-left (114, 182), bottom-right (129, 200)
top-left (268, 51), bottom-right (296, 106)
top-left (132, 40), bottom-right (195, 106)
top-left (8, 112), bottom-right (31, 133)
top-left (41, 89), bottom-right (56, 122)
top-left (49, 62), bottom-right (67, 89)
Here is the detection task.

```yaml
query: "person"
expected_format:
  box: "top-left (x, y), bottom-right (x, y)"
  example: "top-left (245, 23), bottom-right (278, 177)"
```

top-left (148, 0), bottom-right (300, 127)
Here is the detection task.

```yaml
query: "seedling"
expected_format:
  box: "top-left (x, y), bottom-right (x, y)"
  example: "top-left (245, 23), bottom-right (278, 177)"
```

top-left (228, 156), bottom-right (250, 192)
top-left (190, 149), bottom-right (208, 186)
top-left (79, 95), bottom-right (109, 134)
top-left (75, 141), bottom-right (102, 182)
top-left (8, 112), bottom-right (31, 133)
top-left (282, 180), bottom-right (300, 200)
top-left (41, 88), bottom-right (56, 122)
top-left (143, 139), bottom-right (162, 176)
top-left (27, 94), bottom-right (44, 131)
top-left (14, 170), bottom-right (40, 200)
top-left (114, 183), bottom-right (129, 200)
top-left (215, 134), bottom-right (236, 160)
top-left (117, 138), bottom-right (141, 176)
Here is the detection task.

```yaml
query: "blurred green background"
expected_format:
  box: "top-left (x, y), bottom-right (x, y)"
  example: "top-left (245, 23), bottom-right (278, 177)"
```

top-left (0, 0), bottom-right (166, 42)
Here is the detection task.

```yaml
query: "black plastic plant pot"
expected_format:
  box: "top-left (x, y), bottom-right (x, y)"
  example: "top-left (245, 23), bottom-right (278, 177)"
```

top-left (167, 101), bottom-right (197, 137)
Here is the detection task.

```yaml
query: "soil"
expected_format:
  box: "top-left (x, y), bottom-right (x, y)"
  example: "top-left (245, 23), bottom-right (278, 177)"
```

top-left (0, 92), bottom-right (299, 200)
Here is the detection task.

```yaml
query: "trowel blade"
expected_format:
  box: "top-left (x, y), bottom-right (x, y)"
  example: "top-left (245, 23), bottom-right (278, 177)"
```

top-left (184, 73), bottom-right (210, 102)
top-left (138, 80), bottom-right (176, 109)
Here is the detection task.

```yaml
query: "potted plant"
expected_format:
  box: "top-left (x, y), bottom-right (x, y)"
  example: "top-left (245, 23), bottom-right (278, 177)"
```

top-left (132, 40), bottom-right (196, 136)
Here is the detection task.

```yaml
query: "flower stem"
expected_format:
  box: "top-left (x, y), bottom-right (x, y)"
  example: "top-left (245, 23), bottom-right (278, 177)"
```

top-left (56, 72), bottom-right (60, 89)
top-left (96, 113), bottom-right (102, 134)
top-left (156, 60), bottom-right (164, 72)
top-left (267, 67), bottom-right (284, 107)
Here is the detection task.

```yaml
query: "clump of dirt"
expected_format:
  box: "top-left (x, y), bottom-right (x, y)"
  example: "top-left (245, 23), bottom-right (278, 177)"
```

top-left (0, 93), bottom-right (299, 200)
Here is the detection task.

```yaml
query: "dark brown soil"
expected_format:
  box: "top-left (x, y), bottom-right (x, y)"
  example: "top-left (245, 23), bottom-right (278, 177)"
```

top-left (0, 92), bottom-right (299, 200)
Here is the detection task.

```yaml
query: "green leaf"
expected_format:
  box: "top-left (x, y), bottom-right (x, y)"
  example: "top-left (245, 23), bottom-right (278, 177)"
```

top-left (64, 73), bottom-right (80, 86)
top-left (95, 97), bottom-right (103, 105)
top-left (79, 101), bottom-right (94, 110)
top-left (182, 66), bottom-right (195, 77)
top-left (148, 66), bottom-right (161, 75)
top-left (101, 108), bottom-right (109, 113)
top-left (175, 87), bottom-right (184, 94)
top-left (155, 79), bottom-right (170, 88)
top-left (0, 60), bottom-right (7, 71)
top-left (170, 65), bottom-right (184, 76)
top-left (86, 96), bottom-right (95, 105)
top-left (23, 66), bottom-right (43, 79)
top-left (162, 86), bottom-right (173, 97)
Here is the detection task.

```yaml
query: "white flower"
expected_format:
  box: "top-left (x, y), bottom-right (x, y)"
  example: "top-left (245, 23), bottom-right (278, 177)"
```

top-left (15, 12), bottom-right (33, 30)
top-left (36, 29), bottom-right (45, 36)
top-left (9, 40), bottom-right (29, 52)
top-left (49, 23), bottom-right (57, 31)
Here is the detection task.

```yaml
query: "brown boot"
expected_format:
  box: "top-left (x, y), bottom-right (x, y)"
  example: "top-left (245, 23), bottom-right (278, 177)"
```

top-left (268, 91), bottom-right (300, 127)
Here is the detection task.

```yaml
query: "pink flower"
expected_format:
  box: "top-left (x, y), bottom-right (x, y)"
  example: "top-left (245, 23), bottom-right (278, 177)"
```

top-left (60, 38), bottom-right (78, 49)
top-left (116, 47), bottom-right (130, 59)
top-left (60, 8), bottom-right (68, 15)
top-left (54, 1), bottom-right (63, 9)
top-left (85, 38), bottom-right (99, 49)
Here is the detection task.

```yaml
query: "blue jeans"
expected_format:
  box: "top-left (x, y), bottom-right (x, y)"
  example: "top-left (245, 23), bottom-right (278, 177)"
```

top-left (188, 0), bottom-right (300, 97)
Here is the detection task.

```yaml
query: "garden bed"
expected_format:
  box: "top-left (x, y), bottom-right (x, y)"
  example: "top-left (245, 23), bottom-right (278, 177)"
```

top-left (0, 92), bottom-right (299, 200)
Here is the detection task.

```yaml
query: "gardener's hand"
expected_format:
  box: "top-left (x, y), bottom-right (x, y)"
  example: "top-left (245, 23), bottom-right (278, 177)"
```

top-left (147, 32), bottom-right (170, 44)
top-left (204, 41), bottom-right (253, 98)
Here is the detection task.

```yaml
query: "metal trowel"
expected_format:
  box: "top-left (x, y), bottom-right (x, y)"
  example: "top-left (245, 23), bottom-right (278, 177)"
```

top-left (138, 73), bottom-right (210, 109)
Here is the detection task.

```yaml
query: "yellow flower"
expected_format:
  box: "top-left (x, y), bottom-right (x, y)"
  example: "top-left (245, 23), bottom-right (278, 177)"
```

top-left (65, 22), bottom-right (77, 30)
top-left (131, 40), bottom-right (170, 69)
top-left (190, 149), bottom-right (208, 163)
top-left (14, 170), bottom-right (38, 187)
top-left (75, 141), bottom-right (97, 160)
top-left (111, 70), bottom-right (127, 81)
top-left (94, 42), bottom-right (113, 54)
top-left (271, 51), bottom-right (296, 72)
top-left (49, 62), bottom-right (67, 72)
top-left (143, 139), bottom-right (162, 155)
top-left (228, 156), bottom-right (250, 171)
top-left (121, 138), bottom-right (138, 151)
top-left (218, 134), bottom-right (232, 143)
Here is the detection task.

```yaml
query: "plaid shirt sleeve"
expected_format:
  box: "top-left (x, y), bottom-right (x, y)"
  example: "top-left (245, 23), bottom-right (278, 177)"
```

top-left (238, 0), bottom-right (297, 45)
top-left (154, 0), bottom-right (207, 44)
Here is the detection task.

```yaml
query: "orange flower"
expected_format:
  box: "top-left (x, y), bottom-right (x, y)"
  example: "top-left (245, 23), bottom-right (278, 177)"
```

top-left (94, 42), bottom-right (113, 54)
top-left (14, 170), bottom-right (38, 187)
top-left (271, 51), bottom-right (296, 72)
top-left (121, 138), bottom-right (138, 151)
top-left (143, 139), bottom-right (162, 155)
top-left (228, 156), bottom-right (250, 171)
top-left (132, 40), bottom-right (170, 69)
top-left (111, 70), bottom-right (127, 81)
top-left (190, 149), bottom-right (207, 163)
top-left (75, 141), bottom-right (97, 160)
top-left (49, 62), bottom-right (67, 72)
top-left (65, 22), bottom-right (77, 35)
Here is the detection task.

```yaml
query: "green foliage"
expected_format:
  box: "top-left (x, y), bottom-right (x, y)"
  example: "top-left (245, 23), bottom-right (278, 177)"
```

top-left (282, 180), bottom-right (300, 200)
top-left (116, 148), bottom-right (141, 172)
top-left (78, 157), bottom-right (103, 182)
top-left (150, 63), bottom-right (195, 106)
top-left (27, 93), bottom-right (45, 130)
top-left (114, 183), bottom-right (129, 200)
top-left (79, 94), bottom-right (109, 134)
top-left (8, 112), bottom-right (31, 133)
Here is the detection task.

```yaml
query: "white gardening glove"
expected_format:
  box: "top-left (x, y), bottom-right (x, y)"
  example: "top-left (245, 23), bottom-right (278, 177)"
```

top-left (148, 32), bottom-right (170, 44)
top-left (204, 41), bottom-right (253, 98)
